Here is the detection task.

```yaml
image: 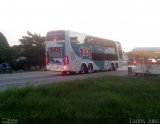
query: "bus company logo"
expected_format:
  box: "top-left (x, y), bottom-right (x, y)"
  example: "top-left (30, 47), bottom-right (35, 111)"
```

top-left (79, 47), bottom-right (92, 58)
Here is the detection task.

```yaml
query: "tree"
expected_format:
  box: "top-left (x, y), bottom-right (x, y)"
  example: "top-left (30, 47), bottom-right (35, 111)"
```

top-left (9, 45), bottom-right (24, 70)
top-left (0, 32), bottom-right (9, 47)
top-left (19, 31), bottom-right (45, 70)
top-left (0, 32), bottom-right (10, 63)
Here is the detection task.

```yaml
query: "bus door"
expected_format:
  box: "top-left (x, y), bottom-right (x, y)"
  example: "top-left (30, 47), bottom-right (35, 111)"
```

top-left (92, 47), bottom-right (105, 70)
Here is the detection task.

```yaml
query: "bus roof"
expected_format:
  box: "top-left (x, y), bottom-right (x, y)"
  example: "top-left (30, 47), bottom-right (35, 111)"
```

top-left (47, 30), bottom-right (118, 42)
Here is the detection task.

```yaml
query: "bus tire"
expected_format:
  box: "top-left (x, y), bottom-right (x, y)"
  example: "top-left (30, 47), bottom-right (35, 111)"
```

top-left (115, 63), bottom-right (118, 70)
top-left (80, 64), bottom-right (87, 74)
top-left (88, 63), bottom-right (93, 73)
top-left (111, 63), bottom-right (116, 71)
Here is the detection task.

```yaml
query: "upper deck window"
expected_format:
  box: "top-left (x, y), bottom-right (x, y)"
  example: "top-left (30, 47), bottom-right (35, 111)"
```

top-left (46, 31), bottom-right (65, 41)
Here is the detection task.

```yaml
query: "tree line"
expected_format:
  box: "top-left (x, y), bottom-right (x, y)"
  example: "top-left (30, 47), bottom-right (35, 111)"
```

top-left (0, 31), bottom-right (46, 71)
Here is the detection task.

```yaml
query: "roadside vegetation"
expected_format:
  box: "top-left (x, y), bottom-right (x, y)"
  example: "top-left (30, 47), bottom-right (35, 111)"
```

top-left (0, 76), bottom-right (160, 123)
top-left (0, 32), bottom-right (45, 73)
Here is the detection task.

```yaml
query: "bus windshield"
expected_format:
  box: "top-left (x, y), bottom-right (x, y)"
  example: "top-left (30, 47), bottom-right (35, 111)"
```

top-left (46, 31), bottom-right (65, 41)
top-left (48, 47), bottom-right (63, 58)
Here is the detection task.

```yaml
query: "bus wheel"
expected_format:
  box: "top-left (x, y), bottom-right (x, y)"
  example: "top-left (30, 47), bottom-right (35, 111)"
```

top-left (80, 64), bottom-right (87, 74)
top-left (88, 63), bottom-right (93, 73)
top-left (115, 63), bottom-right (118, 70)
top-left (116, 63), bottom-right (118, 68)
top-left (111, 63), bottom-right (115, 71)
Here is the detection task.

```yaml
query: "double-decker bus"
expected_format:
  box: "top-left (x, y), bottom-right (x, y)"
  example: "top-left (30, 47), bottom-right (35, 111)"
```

top-left (45, 30), bottom-right (123, 74)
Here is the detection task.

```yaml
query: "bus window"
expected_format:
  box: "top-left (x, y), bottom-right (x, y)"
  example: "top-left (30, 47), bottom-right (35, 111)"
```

top-left (69, 32), bottom-right (85, 44)
top-left (48, 47), bottom-right (63, 58)
top-left (47, 31), bottom-right (65, 41)
top-left (70, 37), bottom-right (79, 43)
top-left (84, 36), bottom-right (95, 45)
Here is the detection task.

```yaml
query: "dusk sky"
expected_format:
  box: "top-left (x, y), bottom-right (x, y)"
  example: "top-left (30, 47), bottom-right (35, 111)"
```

top-left (1, 0), bottom-right (160, 51)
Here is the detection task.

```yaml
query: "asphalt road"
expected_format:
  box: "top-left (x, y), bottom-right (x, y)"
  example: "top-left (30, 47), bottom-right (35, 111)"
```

top-left (0, 66), bottom-right (131, 92)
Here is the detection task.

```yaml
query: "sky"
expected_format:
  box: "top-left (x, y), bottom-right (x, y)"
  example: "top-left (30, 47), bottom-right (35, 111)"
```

top-left (0, 0), bottom-right (160, 51)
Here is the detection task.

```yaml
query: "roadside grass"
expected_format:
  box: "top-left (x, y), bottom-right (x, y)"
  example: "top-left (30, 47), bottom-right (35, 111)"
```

top-left (0, 76), bottom-right (160, 123)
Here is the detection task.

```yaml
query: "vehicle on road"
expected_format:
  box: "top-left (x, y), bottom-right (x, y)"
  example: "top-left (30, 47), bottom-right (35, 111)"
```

top-left (0, 63), bottom-right (12, 73)
top-left (129, 47), bottom-right (160, 75)
top-left (45, 30), bottom-right (123, 74)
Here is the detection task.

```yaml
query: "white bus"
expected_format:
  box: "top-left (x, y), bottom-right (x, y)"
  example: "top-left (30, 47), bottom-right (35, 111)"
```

top-left (45, 30), bottom-right (123, 74)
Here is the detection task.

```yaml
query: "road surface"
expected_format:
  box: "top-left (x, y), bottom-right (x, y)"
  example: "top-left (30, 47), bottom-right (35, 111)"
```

top-left (0, 66), bottom-right (131, 91)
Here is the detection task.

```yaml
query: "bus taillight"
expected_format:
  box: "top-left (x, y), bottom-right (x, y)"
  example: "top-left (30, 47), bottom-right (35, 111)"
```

top-left (52, 38), bottom-right (59, 41)
top-left (63, 56), bottom-right (69, 65)
top-left (45, 56), bottom-right (48, 64)
top-left (133, 60), bottom-right (137, 64)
